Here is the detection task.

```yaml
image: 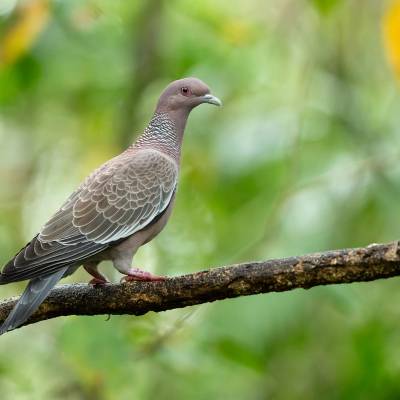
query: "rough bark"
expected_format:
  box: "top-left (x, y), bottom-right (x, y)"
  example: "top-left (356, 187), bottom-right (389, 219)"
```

top-left (1, 241), bottom-right (400, 331)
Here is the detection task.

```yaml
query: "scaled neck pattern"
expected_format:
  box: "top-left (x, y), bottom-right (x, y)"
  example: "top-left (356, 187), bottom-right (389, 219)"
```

top-left (134, 112), bottom-right (184, 161)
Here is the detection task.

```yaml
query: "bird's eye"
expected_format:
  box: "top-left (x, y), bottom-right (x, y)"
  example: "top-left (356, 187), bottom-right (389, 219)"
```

top-left (181, 87), bottom-right (190, 96)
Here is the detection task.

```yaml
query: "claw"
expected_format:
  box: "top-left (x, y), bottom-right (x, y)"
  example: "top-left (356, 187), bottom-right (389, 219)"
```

top-left (120, 268), bottom-right (166, 283)
top-left (89, 277), bottom-right (109, 286)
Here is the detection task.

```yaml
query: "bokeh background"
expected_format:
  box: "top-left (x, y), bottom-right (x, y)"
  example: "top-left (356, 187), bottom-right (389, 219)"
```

top-left (1, 0), bottom-right (400, 398)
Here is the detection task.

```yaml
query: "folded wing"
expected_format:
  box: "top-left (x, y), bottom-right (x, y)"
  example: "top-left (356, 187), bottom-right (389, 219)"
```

top-left (0, 149), bottom-right (177, 283)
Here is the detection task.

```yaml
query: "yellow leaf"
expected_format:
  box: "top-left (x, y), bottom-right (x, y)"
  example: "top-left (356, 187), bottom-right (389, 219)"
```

top-left (383, 0), bottom-right (400, 78)
top-left (0, 0), bottom-right (50, 67)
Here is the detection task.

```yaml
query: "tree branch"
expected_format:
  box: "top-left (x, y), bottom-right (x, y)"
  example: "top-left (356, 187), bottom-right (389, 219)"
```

top-left (1, 241), bottom-right (400, 331)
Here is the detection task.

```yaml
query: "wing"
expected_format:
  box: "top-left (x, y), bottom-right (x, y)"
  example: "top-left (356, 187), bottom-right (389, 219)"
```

top-left (0, 149), bottom-right (178, 283)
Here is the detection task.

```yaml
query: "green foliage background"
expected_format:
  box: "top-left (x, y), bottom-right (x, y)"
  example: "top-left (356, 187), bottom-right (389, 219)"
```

top-left (1, 0), bottom-right (400, 398)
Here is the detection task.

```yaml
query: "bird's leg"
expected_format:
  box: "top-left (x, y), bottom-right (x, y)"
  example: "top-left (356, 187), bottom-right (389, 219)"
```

top-left (84, 262), bottom-right (109, 285)
top-left (113, 259), bottom-right (165, 282)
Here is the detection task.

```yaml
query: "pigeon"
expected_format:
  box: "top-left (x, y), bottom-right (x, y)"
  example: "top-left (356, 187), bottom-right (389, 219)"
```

top-left (0, 77), bottom-right (221, 335)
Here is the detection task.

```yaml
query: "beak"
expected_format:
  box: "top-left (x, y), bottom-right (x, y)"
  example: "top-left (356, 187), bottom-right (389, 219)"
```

top-left (202, 94), bottom-right (222, 106)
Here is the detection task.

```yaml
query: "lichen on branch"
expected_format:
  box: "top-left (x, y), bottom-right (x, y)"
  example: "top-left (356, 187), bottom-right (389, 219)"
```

top-left (1, 241), bottom-right (400, 333)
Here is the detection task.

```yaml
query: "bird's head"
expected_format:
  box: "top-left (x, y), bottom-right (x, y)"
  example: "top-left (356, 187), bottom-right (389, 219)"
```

top-left (156, 77), bottom-right (222, 113)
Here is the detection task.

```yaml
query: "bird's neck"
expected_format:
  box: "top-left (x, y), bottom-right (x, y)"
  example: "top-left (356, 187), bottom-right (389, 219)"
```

top-left (134, 111), bottom-right (189, 161)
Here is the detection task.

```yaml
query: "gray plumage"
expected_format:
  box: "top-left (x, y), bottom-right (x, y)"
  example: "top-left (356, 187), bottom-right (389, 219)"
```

top-left (0, 77), bottom-right (221, 335)
top-left (0, 266), bottom-right (69, 335)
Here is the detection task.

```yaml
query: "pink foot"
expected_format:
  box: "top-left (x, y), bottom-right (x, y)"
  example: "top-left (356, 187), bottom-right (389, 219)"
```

top-left (120, 268), bottom-right (166, 282)
top-left (89, 277), bottom-right (109, 286)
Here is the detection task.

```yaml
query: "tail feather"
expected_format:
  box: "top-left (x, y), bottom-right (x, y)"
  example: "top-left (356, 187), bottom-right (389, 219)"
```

top-left (0, 266), bottom-right (69, 335)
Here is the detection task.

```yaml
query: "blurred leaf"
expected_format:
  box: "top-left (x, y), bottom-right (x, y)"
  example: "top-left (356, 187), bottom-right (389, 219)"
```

top-left (58, 317), bottom-right (133, 395)
top-left (0, 0), bottom-right (49, 67)
top-left (210, 337), bottom-right (265, 372)
top-left (310, 0), bottom-right (342, 15)
top-left (0, 55), bottom-right (41, 104)
top-left (383, 0), bottom-right (400, 79)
